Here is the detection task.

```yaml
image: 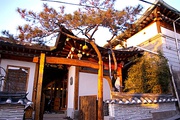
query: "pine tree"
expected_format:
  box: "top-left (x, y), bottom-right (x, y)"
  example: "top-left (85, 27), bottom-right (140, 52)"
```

top-left (2, 0), bottom-right (143, 45)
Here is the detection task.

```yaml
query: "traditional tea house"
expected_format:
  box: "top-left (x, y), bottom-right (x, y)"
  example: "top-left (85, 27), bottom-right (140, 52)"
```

top-left (1, 0), bottom-right (180, 119)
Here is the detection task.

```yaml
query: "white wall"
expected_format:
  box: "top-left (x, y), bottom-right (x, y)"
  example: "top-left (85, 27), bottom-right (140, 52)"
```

top-left (127, 22), bottom-right (158, 47)
top-left (79, 72), bottom-right (111, 101)
top-left (161, 27), bottom-right (180, 39)
top-left (66, 66), bottom-right (111, 118)
top-left (161, 27), bottom-right (180, 71)
top-left (0, 59), bottom-right (36, 100)
top-left (126, 23), bottom-right (180, 70)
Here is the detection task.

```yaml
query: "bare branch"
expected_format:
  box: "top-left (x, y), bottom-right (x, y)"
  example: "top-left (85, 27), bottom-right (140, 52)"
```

top-left (90, 24), bottom-right (99, 39)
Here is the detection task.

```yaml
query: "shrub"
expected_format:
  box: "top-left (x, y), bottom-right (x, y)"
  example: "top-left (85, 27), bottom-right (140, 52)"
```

top-left (124, 51), bottom-right (171, 94)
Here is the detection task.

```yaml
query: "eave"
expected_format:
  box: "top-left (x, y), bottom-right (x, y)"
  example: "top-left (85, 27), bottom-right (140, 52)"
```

top-left (0, 27), bottom-right (143, 66)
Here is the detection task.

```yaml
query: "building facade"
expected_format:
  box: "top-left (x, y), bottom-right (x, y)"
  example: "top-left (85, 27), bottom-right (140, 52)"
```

top-left (123, 0), bottom-right (180, 87)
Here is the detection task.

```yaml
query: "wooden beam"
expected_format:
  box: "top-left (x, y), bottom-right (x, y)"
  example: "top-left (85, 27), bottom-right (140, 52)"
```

top-left (74, 67), bottom-right (79, 110)
top-left (156, 20), bottom-right (161, 33)
top-left (46, 57), bottom-right (99, 69)
top-left (33, 57), bottom-right (39, 63)
top-left (154, 8), bottom-right (162, 33)
top-left (35, 53), bottom-right (45, 120)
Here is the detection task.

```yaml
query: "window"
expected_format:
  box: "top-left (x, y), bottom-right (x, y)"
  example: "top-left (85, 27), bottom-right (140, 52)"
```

top-left (4, 65), bottom-right (29, 93)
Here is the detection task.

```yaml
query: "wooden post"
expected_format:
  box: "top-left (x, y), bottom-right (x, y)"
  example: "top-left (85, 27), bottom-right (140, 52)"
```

top-left (32, 63), bottom-right (39, 110)
top-left (117, 66), bottom-right (123, 92)
top-left (90, 41), bottom-right (103, 120)
top-left (74, 67), bottom-right (79, 110)
top-left (35, 53), bottom-right (45, 120)
top-left (98, 60), bottom-right (103, 120)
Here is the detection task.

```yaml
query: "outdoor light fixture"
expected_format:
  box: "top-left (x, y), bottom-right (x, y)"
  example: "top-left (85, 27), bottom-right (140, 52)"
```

top-left (66, 37), bottom-right (70, 41)
top-left (82, 44), bottom-right (88, 50)
top-left (86, 53), bottom-right (89, 56)
top-left (82, 40), bottom-right (88, 50)
top-left (77, 52), bottom-right (82, 60)
top-left (71, 47), bottom-right (75, 52)
top-left (70, 54), bottom-right (73, 59)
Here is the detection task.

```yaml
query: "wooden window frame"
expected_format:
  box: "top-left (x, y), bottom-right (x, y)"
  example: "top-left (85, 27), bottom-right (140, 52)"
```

top-left (4, 65), bottom-right (30, 93)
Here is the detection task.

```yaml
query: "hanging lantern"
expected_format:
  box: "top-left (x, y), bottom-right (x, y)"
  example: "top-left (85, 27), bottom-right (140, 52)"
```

top-left (82, 40), bottom-right (88, 50)
top-left (66, 37), bottom-right (70, 41)
top-left (70, 54), bottom-right (73, 59)
top-left (86, 53), bottom-right (89, 56)
top-left (71, 47), bottom-right (75, 52)
top-left (77, 53), bottom-right (82, 60)
top-left (82, 44), bottom-right (88, 50)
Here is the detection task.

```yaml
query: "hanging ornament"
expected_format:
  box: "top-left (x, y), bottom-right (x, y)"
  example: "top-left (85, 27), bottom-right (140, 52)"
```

top-left (86, 53), bottom-right (89, 56)
top-left (82, 40), bottom-right (88, 50)
top-left (77, 53), bottom-right (82, 60)
top-left (71, 47), bottom-right (75, 52)
top-left (70, 54), bottom-right (73, 59)
top-left (66, 37), bottom-right (70, 41)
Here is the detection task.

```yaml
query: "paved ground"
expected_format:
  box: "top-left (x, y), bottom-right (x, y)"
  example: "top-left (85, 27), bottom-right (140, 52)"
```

top-left (43, 113), bottom-right (68, 120)
top-left (43, 113), bottom-right (113, 120)
top-left (43, 113), bottom-right (180, 120)
top-left (164, 114), bottom-right (180, 120)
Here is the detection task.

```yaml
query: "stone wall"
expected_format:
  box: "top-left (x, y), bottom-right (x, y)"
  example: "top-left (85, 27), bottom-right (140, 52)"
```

top-left (108, 102), bottom-right (177, 120)
top-left (105, 93), bottom-right (178, 120)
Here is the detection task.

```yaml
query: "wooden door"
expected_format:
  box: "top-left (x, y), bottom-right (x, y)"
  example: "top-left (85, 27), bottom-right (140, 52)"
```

top-left (79, 95), bottom-right (97, 120)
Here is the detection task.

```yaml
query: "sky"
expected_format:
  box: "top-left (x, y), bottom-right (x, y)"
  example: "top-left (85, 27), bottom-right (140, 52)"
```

top-left (0, 0), bottom-right (180, 46)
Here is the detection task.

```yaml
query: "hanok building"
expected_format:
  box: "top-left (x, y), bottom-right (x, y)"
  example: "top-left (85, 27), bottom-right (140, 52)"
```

top-left (104, 0), bottom-right (180, 119)
top-left (0, 26), bottom-right (143, 119)
top-left (111, 0), bottom-right (180, 79)
top-left (119, 0), bottom-right (180, 92)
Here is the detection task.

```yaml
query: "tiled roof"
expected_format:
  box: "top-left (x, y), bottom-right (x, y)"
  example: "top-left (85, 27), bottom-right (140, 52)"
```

top-left (0, 92), bottom-right (33, 106)
top-left (105, 97), bottom-right (177, 104)
top-left (0, 36), bottom-right (144, 65)
top-left (105, 92), bottom-right (177, 104)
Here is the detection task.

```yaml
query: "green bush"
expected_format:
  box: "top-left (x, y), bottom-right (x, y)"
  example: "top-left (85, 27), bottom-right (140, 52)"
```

top-left (124, 51), bottom-right (171, 94)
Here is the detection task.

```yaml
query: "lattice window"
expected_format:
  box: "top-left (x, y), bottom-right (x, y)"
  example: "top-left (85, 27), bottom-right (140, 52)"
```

top-left (3, 65), bottom-right (29, 93)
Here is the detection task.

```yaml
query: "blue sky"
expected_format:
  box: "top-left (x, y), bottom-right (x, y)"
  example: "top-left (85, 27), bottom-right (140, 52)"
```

top-left (0, 0), bottom-right (180, 46)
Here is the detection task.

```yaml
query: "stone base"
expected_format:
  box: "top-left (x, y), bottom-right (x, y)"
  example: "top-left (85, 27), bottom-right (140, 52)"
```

top-left (66, 108), bottom-right (74, 118)
top-left (152, 110), bottom-right (178, 120)
top-left (104, 116), bottom-right (115, 120)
